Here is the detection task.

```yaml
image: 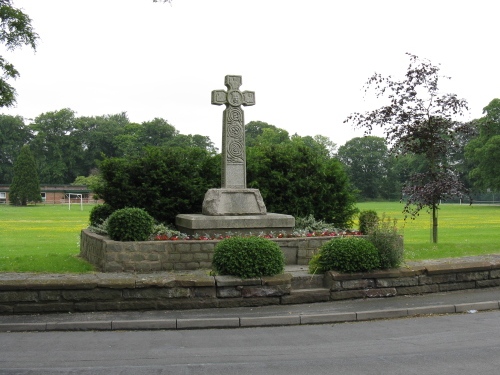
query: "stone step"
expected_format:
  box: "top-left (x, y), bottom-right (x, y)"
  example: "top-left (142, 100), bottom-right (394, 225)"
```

top-left (281, 288), bottom-right (331, 305)
top-left (291, 273), bottom-right (325, 290)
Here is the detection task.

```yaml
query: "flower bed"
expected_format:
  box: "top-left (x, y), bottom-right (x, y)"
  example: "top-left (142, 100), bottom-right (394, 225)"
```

top-left (152, 229), bottom-right (362, 241)
top-left (80, 229), bottom-right (361, 272)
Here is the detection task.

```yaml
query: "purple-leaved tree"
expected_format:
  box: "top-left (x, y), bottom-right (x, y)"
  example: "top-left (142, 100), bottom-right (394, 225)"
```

top-left (345, 53), bottom-right (473, 243)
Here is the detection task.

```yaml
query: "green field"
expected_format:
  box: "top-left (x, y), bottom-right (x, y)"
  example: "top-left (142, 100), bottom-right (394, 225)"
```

top-left (1, 202), bottom-right (499, 273)
top-left (357, 202), bottom-right (500, 260)
top-left (0, 204), bottom-right (95, 273)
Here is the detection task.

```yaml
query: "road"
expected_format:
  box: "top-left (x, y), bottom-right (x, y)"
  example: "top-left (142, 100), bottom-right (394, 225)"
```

top-left (1, 311), bottom-right (500, 374)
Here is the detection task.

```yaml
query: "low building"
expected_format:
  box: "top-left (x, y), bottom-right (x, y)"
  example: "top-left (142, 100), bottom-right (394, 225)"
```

top-left (0, 184), bottom-right (100, 204)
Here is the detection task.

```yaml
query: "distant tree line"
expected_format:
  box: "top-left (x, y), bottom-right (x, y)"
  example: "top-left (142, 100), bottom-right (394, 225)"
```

top-left (340, 102), bottom-right (500, 201)
top-left (94, 120), bottom-right (357, 227)
top-left (0, 108), bottom-right (216, 184)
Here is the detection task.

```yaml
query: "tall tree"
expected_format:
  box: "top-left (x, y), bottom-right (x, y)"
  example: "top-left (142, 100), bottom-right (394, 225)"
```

top-left (9, 144), bottom-right (41, 205)
top-left (30, 108), bottom-right (86, 183)
top-left (247, 129), bottom-right (357, 227)
top-left (337, 136), bottom-right (389, 200)
top-left (0, 114), bottom-right (32, 183)
top-left (245, 121), bottom-right (289, 147)
top-left (345, 53), bottom-right (471, 243)
top-left (74, 112), bottom-right (130, 168)
top-left (465, 99), bottom-right (500, 191)
top-left (0, 0), bottom-right (38, 107)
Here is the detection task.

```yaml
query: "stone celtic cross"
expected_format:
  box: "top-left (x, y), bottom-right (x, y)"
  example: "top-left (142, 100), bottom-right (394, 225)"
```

top-left (212, 75), bottom-right (255, 189)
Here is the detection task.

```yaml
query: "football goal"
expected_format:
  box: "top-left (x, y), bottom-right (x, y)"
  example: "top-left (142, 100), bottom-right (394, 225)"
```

top-left (65, 193), bottom-right (83, 210)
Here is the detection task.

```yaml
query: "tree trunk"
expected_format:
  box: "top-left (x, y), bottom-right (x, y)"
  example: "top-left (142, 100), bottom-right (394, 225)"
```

top-left (432, 203), bottom-right (438, 243)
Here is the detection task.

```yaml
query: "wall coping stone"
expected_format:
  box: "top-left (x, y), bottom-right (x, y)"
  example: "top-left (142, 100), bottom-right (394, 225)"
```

top-left (3, 255), bottom-right (500, 314)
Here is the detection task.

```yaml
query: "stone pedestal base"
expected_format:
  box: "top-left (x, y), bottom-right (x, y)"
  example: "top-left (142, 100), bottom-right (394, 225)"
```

top-left (175, 213), bottom-right (295, 236)
top-left (202, 188), bottom-right (266, 216)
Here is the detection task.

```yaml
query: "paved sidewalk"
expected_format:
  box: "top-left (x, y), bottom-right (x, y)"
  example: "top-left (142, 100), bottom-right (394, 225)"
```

top-left (1, 285), bottom-right (500, 332)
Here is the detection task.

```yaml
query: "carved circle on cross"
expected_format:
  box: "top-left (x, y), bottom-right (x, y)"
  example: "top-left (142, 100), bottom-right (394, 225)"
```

top-left (227, 90), bottom-right (243, 107)
top-left (227, 140), bottom-right (244, 161)
top-left (227, 123), bottom-right (242, 139)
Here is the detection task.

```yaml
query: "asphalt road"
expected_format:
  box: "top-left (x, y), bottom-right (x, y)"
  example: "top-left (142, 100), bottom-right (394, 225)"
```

top-left (1, 310), bottom-right (500, 374)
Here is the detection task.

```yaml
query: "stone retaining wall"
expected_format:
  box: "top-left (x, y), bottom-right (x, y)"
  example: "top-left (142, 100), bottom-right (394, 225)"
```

top-left (1, 257), bottom-right (500, 315)
top-left (324, 258), bottom-right (500, 301)
top-left (80, 229), bottom-right (335, 272)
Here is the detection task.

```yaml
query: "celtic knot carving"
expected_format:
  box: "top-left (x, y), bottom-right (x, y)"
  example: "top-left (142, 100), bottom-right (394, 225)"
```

top-left (227, 140), bottom-right (244, 163)
top-left (227, 123), bottom-right (243, 139)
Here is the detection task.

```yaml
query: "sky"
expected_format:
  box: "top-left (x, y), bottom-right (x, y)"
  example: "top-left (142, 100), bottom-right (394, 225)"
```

top-left (2, 0), bottom-right (499, 150)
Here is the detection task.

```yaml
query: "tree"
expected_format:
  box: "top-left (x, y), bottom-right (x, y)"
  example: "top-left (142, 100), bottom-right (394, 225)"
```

top-left (345, 53), bottom-right (471, 243)
top-left (245, 121), bottom-right (290, 147)
top-left (466, 99), bottom-right (500, 191)
top-left (247, 131), bottom-right (357, 228)
top-left (30, 108), bottom-right (86, 183)
top-left (337, 136), bottom-right (389, 200)
top-left (95, 146), bottom-right (220, 225)
top-left (0, 0), bottom-right (38, 107)
top-left (9, 144), bottom-right (41, 205)
top-left (74, 112), bottom-right (130, 169)
top-left (0, 114), bottom-right (32, 183)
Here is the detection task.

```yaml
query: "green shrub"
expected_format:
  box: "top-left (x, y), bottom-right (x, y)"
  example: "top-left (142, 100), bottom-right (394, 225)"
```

top-left (96, 147), bottom-right (219, 225)
top-left (367, 214), bottom-right (404, 269)
top-left (107, 207), bottom-right (154, 241)
top-left (314, 237), bottom-right (380, 273)
top-left (89, 203), bottom-right (115, 226)
top-left (358, 210), bottom-right (379, 234)
top-left (308, 252), bottom-right (323, 274)
top-left (212, 237), bottom-right (285, 278)
top-left (294, 214), bottom-right (337, 233)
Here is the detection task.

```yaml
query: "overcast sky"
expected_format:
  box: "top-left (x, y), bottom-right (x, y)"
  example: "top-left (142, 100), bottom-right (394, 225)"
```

top-left (2, 0), bottom-right (499, 150)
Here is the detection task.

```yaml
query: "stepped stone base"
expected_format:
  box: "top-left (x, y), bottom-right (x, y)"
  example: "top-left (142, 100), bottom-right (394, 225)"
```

top-left (202, 188), bottom-right (267, 216)
top-left (175, 213), bottom-right (295, 236)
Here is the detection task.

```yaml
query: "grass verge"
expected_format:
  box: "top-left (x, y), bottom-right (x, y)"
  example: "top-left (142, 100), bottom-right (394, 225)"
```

top-left (1, 202), bottom-right (499, 272)
top-left (0, 204), bottom-right (94, 273)
top-left (356, 202), bottom-right (500, 260)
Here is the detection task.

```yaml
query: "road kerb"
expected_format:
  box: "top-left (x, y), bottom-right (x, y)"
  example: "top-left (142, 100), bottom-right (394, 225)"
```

top-left (0, 323), bottom-right (46, 332)
top-left (454, 301), bottom-right (500, 313)
top-left (45, 321), bottom-right (112, 331)
top-left (407, 304), bottom-right (456, 316)
top-left (176, 317), bottom-right (240, 329)
top-left (300, 312), bottom-right (357, 325)
top-left (112, 319), bottom-right (177, 330)
top-left (240, 315), bottom-right (301, 327)
top-left (356, 309), bottom-right (408, 321)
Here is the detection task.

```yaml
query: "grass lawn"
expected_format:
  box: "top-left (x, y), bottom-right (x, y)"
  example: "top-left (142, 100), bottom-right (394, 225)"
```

top-left (0, 204), bottom-right (95, 273)
top-left (0, 202), bottom-right (499, 273)
top-left (357, 202), bottom-right (500, 260)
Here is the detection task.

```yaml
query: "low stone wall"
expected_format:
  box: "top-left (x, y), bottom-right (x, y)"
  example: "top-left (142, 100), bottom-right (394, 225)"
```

top-left (0, 273), bottom-right (292, 314)
top-left (324, 257), bottom-right (500, 301)
top-left (80, 229), bottom-right (336, 272)
top-left (1, 257), bottom-right (500, 315)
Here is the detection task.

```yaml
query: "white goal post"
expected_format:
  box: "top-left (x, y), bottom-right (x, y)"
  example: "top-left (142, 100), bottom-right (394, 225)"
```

top-left (65, 193), bottom-right (83, 210)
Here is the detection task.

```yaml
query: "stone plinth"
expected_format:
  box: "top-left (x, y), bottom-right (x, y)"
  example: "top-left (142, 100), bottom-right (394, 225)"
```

top-left (175, 213), bottom-right (295, 236)
top-left (202, 188), bottom-right (266, 216)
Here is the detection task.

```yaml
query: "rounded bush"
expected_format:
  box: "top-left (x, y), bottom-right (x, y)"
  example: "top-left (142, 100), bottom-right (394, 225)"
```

top-left (212, 237), bottom-right (285, 279)
top-left (107, 207), bottom-right (154, 241)
top-left (316, 237), bottom-right (380, 273)
top-left (358, 210), bottom-right (379, 234)
top-left (89, 203), bottom-right (115, 226)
